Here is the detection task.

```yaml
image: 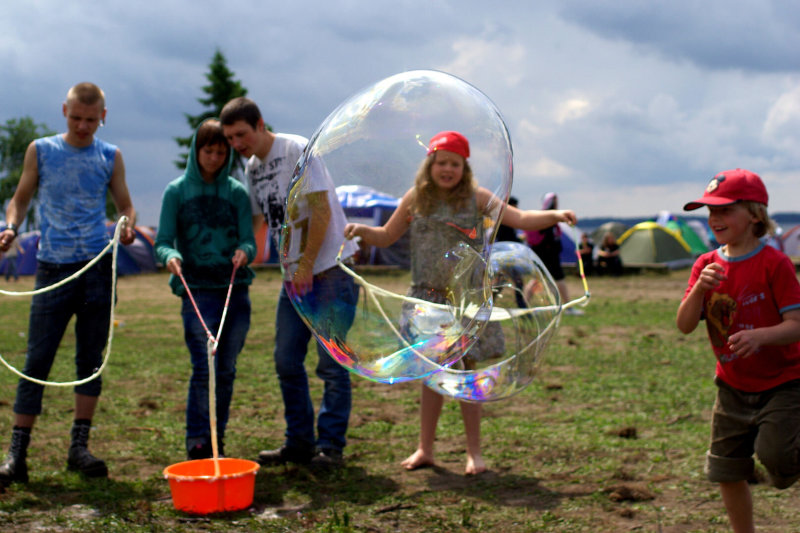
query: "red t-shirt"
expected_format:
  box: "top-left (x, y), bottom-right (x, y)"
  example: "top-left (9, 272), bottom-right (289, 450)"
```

top-left (683, 244), bottom-right (800, 392)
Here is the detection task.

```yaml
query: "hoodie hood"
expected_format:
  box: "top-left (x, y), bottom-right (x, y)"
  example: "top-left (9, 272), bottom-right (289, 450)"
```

top-left (154, 118), bottom-right (256, 297)
top-left (185, 118), bottom-right (235, 186)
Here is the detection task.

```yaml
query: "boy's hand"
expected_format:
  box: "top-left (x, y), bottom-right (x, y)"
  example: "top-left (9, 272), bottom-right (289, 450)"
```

top-left (695, 262), bottom-right (726, 292)
top-left (727, 329), bottom-right (763, 358)
top-left (0, 230), bottom-right (15, 252)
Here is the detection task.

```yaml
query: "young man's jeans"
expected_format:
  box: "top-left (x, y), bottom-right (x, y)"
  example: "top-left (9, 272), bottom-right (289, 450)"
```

top-left (14, 256), bottom-right (113, 415)
top-left (274, 266), bottom-right (358, 453)
top-left (182, 286), bottom-right (251, 448)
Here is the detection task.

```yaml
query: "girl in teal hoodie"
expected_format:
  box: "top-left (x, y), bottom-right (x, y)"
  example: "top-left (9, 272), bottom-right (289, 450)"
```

top-left (155, 119), bottom-right (256, 459)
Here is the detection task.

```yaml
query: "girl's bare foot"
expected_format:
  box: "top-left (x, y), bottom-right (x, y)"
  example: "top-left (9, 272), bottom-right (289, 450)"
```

top-left (401, 449), bottom-right (434, 471)
top-left (465, 454), bottom-right (486, 475)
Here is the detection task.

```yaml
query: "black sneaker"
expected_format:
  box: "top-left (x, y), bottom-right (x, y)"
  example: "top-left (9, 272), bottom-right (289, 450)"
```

top-left (187, 442), bottom-right (212, 460)
top-left (67, 447), bottom-right (108, 478)
top-left (0, 456), bottom-right (28, 485)
top-left (256, 445), bottom-right (314, 466)
top-left (310, 447), bottom-right (344, 469)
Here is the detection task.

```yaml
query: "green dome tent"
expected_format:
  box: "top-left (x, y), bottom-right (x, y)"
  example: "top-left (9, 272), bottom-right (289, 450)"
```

top-left (664, 219), bottom-right (709, 256)
top-left (617, 222), bottom-right (694, 269)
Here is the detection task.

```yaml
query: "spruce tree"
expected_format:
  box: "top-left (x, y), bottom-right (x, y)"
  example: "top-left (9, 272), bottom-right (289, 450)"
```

top-left (174, 49), bottom-right (259, 169)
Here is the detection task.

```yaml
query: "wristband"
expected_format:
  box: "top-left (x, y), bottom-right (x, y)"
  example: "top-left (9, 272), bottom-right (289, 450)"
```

top-left (6, 223), bottom-right (18, 237)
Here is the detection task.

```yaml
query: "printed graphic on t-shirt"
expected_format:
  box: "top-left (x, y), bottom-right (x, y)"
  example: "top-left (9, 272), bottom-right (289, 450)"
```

top-left (706, 292), bottom-right (737, 356)
top-left (248, 155), bottom-right (289, 243)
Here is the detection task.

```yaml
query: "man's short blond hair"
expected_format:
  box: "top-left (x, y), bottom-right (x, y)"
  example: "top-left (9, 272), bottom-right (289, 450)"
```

top-left (66, 82), bottom-right (105, 109)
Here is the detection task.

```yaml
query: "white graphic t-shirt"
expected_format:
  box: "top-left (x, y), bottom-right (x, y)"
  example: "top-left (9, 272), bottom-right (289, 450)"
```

top-left (245, 133), bottom-right (356, 276)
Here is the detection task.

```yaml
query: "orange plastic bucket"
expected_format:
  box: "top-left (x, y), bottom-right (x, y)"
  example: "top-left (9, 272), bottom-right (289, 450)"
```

top-left (163, 458), bottom-right (260, 514)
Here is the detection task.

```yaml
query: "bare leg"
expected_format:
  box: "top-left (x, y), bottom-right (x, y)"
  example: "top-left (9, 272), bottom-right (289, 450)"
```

top-left (719, 481), bottom-right (754, 533)
top-left (13, 414), bottom-right (36, 429)
top-left (401, 385), bottom-right (443, 470)
top-left (556, 279), bottom-right (569, 304)
top-left (460, 400), bottom-right (485, 475)
top-left (74, 394), bottom-right (99, 421)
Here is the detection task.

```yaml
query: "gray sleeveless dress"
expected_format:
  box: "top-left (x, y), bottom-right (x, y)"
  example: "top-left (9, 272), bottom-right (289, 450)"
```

top-left (403, 197), bottom-right (504, 363)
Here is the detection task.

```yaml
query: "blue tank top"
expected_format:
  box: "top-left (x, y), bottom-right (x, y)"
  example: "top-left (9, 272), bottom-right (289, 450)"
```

top-left (35, 134), bottom-right (117, 263)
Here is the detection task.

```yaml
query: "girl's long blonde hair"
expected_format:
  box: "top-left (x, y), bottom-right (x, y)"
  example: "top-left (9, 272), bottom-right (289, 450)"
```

top-left (410, 152), bottom-right (476, 217)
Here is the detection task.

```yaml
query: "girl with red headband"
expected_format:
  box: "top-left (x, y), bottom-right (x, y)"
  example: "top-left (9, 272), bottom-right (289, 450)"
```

top-left (344, 131), bottom-right (577, 474)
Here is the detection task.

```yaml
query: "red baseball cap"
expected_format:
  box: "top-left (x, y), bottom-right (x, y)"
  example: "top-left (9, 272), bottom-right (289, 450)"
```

top-left (427, 131), bottom-right (470, 159)
top-left (683, 168), bottom-right (768, 211)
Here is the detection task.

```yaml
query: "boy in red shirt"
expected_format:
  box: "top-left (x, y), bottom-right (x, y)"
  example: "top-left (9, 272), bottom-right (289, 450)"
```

top-left (677, 169), bottom-right (800, 533)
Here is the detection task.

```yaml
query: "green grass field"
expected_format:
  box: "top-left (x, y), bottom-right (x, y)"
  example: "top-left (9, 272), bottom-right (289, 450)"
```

top-left (1, 268), bottom-right (799, 532)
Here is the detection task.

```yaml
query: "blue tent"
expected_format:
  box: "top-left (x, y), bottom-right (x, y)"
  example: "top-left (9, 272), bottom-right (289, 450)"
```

top-left (336, 185), bottom-right (408, 267)
top-left (558, 223), bottom-right (582, 265)
top-left (0, 231), bottom-right (40, 276)
top-left (0, 224), bottom-right (157, 277)
top-left (337, 185), bottom-right (399, 220)
top-left (105, 223), bottom-right (158, 275)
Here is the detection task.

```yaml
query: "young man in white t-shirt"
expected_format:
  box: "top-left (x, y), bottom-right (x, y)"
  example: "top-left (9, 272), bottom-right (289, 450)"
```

top-left (221, 98), bottom-right (358, 467)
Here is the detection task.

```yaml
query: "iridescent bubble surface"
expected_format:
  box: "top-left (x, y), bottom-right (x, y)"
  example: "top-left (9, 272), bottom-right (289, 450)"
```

top-left (281, 70), bottom-right (514, 383)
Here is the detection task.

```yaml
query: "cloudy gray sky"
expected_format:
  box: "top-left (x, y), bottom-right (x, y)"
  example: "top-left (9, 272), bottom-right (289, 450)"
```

top-left (2, 1), bottom-right (799, 226)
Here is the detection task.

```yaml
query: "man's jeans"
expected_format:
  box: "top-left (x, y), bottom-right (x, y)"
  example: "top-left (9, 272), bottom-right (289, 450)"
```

top-left (182, 286), bottom-right (251, 448)
top-left (275, 266), bottom-right (358, 452)
top-left (14, 256), bottom-right (113, 415)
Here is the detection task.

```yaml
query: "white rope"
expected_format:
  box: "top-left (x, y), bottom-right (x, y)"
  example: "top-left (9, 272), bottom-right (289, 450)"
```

top-left (336, 255), bottom-right (588, 322)
top-left (0, 217), bottom-right (127, 387)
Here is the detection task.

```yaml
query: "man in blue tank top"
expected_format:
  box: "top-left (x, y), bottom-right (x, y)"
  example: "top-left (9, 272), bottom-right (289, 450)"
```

top-left (0, 82), bottom-right (136, 485)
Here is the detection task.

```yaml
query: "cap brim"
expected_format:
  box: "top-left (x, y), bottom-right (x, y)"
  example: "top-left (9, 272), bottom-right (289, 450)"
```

top-left (683, 197), bottom-right (738, 211)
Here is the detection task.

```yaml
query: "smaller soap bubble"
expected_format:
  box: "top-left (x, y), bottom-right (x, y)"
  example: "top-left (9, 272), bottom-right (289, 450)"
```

top-left (423, 241), bottom-right (563, 401)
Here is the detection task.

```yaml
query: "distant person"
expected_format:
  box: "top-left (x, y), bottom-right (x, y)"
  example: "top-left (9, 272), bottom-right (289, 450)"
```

top-left (0, 82), bottom-right (136, 486)
top-left (578, 233), bottom-right (594, 276)
top-left (154, 119), bottom-right (256, 460)
top-left (525, 193), bottom-right (581, 314)
top-left (221, 97), bottom-right (359, 468)
top-left (676, 168), bottom-right (800, 533)
top-left (494, 196), bottom-right (521, 242)
top-left (344, 131), bottom-right (577, 474)
top-left (596, 232), bottom-right (623, 276)
top-left (3, 238), bottom-right (24, 282)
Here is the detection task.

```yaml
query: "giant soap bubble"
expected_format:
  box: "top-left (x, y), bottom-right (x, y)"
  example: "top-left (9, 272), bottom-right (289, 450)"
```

top-left (281, 70), bottom-right (515, 383)
top-left (423, 241), bottom-right (562, 401)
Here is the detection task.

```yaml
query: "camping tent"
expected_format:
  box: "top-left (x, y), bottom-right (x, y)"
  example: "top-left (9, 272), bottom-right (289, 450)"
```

top-left (252, 223), bottom-right (279, 265)
top-left (336, 185), bottom-right (409, 267)
top-left (0, 231), bottom-right (40, 276)
top-left (617, 221), bottom-right (694, 269)
top-left (663, 219), bottom-right (708, 256)
top-left (590, 221), bottom-right (628, 244)
top-left (105, 223), bottom-right (158, 275)
top-left (0, 224), bottom-right (157, 277)
top-left (558, 222), bottom-right (582, 265)
top-left (336, 185), bottom-right (399, 220)
top-left (685, 219), bottom-right (714, 250)
top-left (655, 210), bottom-right (709, 256)
top-left (782, 225), bottom-right (800, 257)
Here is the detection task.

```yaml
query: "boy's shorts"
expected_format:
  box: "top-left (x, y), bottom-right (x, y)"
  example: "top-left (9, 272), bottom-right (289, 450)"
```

top-left (706, 377), bottom-right (800, 489)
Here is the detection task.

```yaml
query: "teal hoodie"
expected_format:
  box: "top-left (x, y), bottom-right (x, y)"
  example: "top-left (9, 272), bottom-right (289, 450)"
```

top-left (154, 122), bottom-right (256, 296)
